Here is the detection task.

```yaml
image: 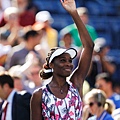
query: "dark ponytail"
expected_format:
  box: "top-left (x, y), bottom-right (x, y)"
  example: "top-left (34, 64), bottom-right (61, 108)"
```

top-left (39, 47), bottom-right (58, 79)
top-left (39, 63), bottom-right (53, 79)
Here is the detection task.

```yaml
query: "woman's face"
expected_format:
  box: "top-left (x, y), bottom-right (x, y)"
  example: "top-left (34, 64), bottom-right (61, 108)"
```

top-left (51, 53), bottom-right (74, 77)
top-left (86, 98), bottom-right (99, 115)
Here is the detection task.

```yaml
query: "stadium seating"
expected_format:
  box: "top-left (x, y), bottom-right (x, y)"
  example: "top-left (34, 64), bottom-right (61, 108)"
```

top-left (33, 0), bottom-right (120, 49)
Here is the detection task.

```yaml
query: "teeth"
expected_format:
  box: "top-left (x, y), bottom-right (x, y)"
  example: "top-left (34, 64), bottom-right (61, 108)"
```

top-left (65, 69), bottom-right (71, 71)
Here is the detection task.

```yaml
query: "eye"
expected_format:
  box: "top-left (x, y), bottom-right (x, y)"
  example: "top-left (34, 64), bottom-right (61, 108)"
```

top-left (69, 59), bottom-right (73, 63)
top-left (60, 58), bottom-right (66, 62)
top-left (60, 58), bottom-right (73, 63)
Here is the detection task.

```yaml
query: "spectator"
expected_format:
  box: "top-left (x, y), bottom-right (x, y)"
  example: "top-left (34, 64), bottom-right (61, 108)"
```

top-left (0, 7), bottom-right (24, 47)
top-left (23, 58), bottom-right (43, 94)
top-left (5, 29), bottom-right (43, 70)
top-left (83, 89), bottom-right (114, 120)
top-left (8, 65), bottom-right (24, 91)
top-left (60, 7), bottom-right (98, 47)
top-left (33, 10), bottom-right (58, 55)
top-left (86, 37), bottom-right (116, 88)
top-left (12, 0), bottom-right (36, 26)
top-left (0, 71), bottom-right (31, 120)
top-left (95, 72), bottom-right (120, 109)
top-left (0, 0), bottom-right (11, 25)
top-left (0, 0), bottom-right (35, 27)
top-left (8, 51), bottom-right (44, 92)
top-left (59, 29), bottom-right (81, 69)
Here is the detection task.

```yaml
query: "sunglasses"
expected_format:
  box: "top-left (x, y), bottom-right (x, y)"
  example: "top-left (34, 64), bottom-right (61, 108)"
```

top-left (89, 102), bottom-right (95, 107)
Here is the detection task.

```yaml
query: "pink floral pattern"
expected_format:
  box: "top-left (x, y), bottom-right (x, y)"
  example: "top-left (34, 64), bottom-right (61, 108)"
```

top-left (41, 82), bottom-right (83, 119)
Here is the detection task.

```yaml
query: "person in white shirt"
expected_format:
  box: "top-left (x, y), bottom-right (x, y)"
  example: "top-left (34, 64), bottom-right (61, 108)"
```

top-left (0, 71), bottom-right (31, 120)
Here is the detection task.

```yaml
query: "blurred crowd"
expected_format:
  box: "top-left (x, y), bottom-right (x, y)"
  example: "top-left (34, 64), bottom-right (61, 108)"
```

top-left (0, 0), bottom-right (120, 119)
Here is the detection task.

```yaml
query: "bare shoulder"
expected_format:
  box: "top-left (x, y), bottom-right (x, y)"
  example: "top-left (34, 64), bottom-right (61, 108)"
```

top-left (30, 88), bottom-right (43, 119)
top-left (31, 88), bottom-right (43, 102)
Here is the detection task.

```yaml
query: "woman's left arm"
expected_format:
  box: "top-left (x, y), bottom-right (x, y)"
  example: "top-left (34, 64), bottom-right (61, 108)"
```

top-left (60, 0), bottom-right (94, 96)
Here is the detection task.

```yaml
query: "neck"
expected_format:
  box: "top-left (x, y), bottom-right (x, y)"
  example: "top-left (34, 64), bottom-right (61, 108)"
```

top-left (52, 76), bottom-right (66, 87)
top-left (106, 90), bottom-right (113, 98)
top-left (4, 89), bottom-right (14, 100)
top-left (25, 42), bottom-right (35, 50)
top-left (51, 80), bottom-right (67, 88)
top-left (49, 76), bottom-right (68, 94)
top-left (50, 80), bottom-right (68, 94)
top-left (35, 81), bottom-right (42, 87)
top-left (65, 43), bottom-right (71, 49)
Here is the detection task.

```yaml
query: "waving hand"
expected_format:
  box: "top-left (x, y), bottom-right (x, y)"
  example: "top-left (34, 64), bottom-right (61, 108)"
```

top-left (60, 0), bottom-right (76, 13)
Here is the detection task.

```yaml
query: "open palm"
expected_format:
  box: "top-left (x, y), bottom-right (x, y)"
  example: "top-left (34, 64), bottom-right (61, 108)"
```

top-left (60, 0), bottom-right (76, 13)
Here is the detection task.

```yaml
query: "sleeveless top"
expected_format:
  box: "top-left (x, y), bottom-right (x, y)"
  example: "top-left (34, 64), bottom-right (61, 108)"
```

top-left (41, 82), bottom-right (83, 120)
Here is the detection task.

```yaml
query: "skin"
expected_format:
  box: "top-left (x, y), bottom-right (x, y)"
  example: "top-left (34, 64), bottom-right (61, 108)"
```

top-left (80, 14), bottom-right (89, 25)
top-left (27, 65), bottom-right (42, 87)
top-left (63, 33), bottom-right (73, 49)
top-left (30, 0), bottom-right (94, 120)
top-left (95, 79), bottom-right (114, 98)
top-left (85, 97), bottom-right (105, 118)
top-left (0, 84), bottom-right (13, 100)
top-left (14, 78), bottom-right (23, 91)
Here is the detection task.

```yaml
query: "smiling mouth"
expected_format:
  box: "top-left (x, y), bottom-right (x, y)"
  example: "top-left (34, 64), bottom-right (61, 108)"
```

top-left (64, 68), bottom-right (72, 72)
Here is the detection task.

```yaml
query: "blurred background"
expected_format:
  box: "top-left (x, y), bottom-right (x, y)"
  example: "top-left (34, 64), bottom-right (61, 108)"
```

top-left (0, 0), bottom-right (120, 91)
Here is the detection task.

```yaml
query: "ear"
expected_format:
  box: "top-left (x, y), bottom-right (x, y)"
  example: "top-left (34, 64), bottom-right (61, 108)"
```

top-left (3, 83), bottom-right (9, 89)
top-left (49, 62), bottom-right (54, 69)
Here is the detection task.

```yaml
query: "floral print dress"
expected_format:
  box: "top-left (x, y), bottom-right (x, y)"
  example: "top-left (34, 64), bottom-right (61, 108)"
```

top-left (41, 82), bottom-right (83, 120)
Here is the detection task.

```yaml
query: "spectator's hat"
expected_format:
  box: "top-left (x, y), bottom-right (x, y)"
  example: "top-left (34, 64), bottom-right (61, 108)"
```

top-left (77, 7), bottom-right (88, 16)
top-left (35, 11), bottom-right (54, 24)
top-left (4, 7), bottom-right (19, 20)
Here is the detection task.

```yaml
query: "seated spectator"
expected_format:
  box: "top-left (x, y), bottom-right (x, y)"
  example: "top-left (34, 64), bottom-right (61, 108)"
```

top-left (5, 29), bottom-right (43, 70)
top-left (86, 37), bottom-right (116, 88)
top-left (83, 89), bottom-right (114, 120)
top-left (23, 58), bottom-right (43, 93)
top-left (0, 0), bottom-right (11, 25)
top-left (59, 28), bottom-right (81, 69)
top-left (33, 10), bottom-right (58, 55)
top-left (95, 72), bottom-right (120, 109)
top-left (59, 27), bottom-right (79, 50)
top-left (0, 0), bottom-right (36, 27)
top-left (7, 51), bottom-right (44, 92)
top-left (12, 0), bottom-right (37, 26)
top-left (60, 7), bottom-right (98, 47)
top-left (8, 65), bottom-right (24, 91)
top-left (0, 7), bottom-right (24, 47)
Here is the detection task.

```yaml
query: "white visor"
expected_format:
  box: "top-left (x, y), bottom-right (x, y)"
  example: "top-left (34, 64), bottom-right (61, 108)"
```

top-left (49, 48), bottom-right (77, 63)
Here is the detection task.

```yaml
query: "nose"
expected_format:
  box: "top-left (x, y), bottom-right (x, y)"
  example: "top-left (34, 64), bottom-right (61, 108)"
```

top-left (65, 60), bottom-right (73, 69)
